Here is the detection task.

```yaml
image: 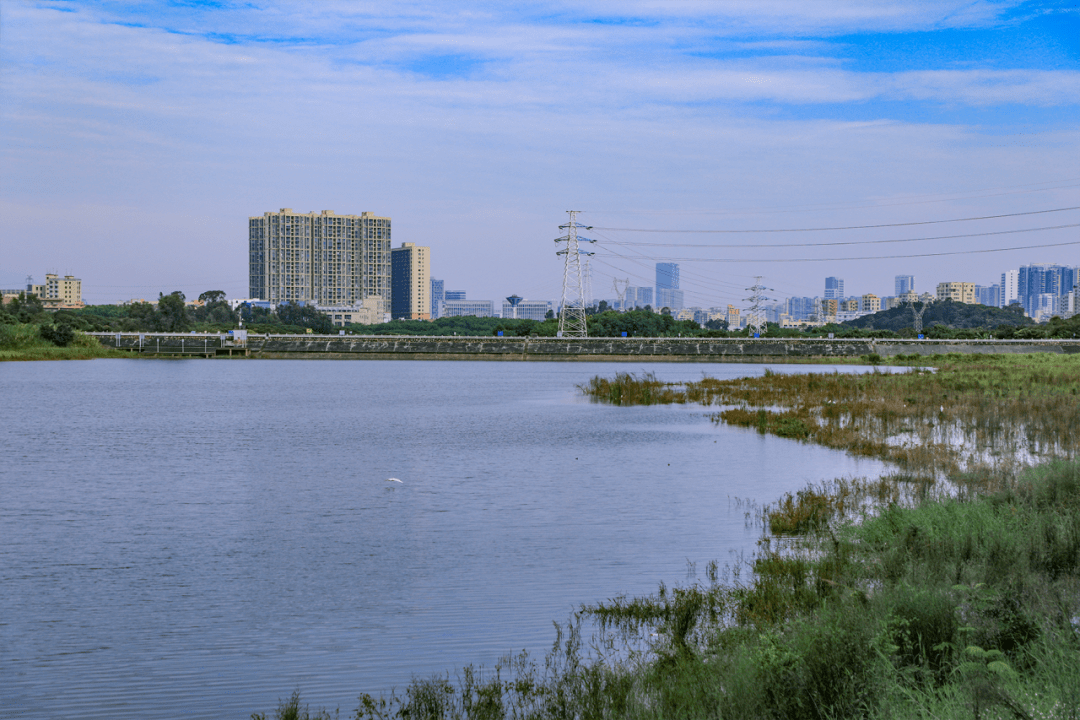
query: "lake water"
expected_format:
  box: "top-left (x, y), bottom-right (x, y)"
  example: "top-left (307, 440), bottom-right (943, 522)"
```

top-left (1, 359), bottom-right (888, 719)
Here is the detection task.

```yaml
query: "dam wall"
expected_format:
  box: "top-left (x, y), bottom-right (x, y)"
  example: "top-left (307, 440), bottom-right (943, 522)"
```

top-left (91, 333), bottom-right (1080, 361)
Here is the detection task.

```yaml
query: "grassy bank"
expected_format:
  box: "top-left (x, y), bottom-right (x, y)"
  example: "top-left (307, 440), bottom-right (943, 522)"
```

top-left (0, 323), bottom-right (129, 361)
top-left (254, 356), bottom-right (1079, 720)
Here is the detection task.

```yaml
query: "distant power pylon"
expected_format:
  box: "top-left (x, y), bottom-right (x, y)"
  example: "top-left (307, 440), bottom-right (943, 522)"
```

top-left (906, 295), bottom-right (934, 336)
top-left (555, 211), bottom-right (596, 337)
top-left (744, 276), bottom-right (774, 336)
top-left (613, 278), bottom-right (629, 312)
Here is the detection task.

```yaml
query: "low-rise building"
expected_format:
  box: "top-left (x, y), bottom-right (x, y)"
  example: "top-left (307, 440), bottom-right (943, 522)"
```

top-left (318, 297), bottom-right (387, 326)
top-left (861, 293), bottom-right (881, 313)
top-left (440, 299), bottom-right (495, 318)
top-left (936, 282), bottom-right (976, 304)
top-left (501, 299), bottom-right (553, 321)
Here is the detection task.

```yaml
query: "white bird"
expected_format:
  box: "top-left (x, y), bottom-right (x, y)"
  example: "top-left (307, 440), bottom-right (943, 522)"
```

top-left (386, 477), bottom-right (403, 483)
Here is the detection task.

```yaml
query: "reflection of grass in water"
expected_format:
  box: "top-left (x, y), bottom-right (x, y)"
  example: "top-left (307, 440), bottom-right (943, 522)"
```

top-left (259, 356), bottom-right (1080, 720)
top-left (584, 354), bottom-right (1080, 483)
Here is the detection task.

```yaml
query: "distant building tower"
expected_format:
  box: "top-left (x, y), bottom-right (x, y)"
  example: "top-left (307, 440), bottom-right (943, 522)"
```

top-left (445, 290), bottom-right (466, 301)
top-left (895, 275), bottom-right (914, 297)
top-left (1001, 270), bottom-right (1020, 308)
top-left (249, 208), bottom-right (391, 311)
top-left (824, 277), bottom-right (845, 300)
top-left (430, 278), bottom-right (445, 319)
top-left (655, 263), bottom-right (684, 311)
top-left (390, 242), bottom-right (430, 320)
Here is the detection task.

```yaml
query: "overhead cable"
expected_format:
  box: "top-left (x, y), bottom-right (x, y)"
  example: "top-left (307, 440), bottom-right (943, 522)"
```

top-left (591, 206), bottom-right (1080, 234)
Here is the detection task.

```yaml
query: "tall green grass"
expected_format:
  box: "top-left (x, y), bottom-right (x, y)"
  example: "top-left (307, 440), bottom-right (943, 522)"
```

top-left (0, 323), bottom-right (127, 361)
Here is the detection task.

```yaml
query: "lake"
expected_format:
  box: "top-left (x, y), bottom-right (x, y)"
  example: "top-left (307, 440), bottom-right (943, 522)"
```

top-left (0, 359), bottom-right (887, 719)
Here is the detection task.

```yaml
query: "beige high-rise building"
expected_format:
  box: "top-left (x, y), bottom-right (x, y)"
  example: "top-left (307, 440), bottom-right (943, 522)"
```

top-left (861, 293), bottom-right (881, 313)
top-left (390, 242), bottom-right (430, 320)
top-left (30, 274), bottom-right (84, 309)
top-left (936, 282), bottom-right (976, 304)
top-left (248, 209), bottom-right (391, 312)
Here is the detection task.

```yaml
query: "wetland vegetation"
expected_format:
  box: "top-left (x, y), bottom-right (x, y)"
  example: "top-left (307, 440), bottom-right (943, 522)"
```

top-left (254, 354), bottom-right (1080, 720)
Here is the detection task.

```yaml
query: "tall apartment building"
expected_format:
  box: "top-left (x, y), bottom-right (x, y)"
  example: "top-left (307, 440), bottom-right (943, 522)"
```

top-left (430, 278), bottom-right (445, 319)
top-left (29, 274), bottom-right (84, 309)
top-left (625, 286), bottom-right (653, 309)
top-left (248, 208), bottom-right (391, 311)
top-left (785, 296), bottom-right (815, 320)
top-left (824, 277), bottom-right (845, 299)
top-left (655, 263), bottom-right (684, 311)
top-left (1017, 264), bottom-right (1078, 317)
top-left (1000, 270), bottom-right (1020, 308)
top-left (937, 282), bottom-right (976, 304)
top-left (390, 242), bottom-right (430, 320)
top-left (861, 293), bottom-right (881, 313)
top-left (895, 275), bottom-right (914, 297)
top-left (975, 285), bottom-right (1000, 307)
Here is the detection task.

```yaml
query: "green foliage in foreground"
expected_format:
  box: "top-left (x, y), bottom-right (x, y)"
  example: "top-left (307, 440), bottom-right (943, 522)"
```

top-left (0, 322), bottom-right (124, 361)
top-left (256, 458), bottom-right (1080, 720)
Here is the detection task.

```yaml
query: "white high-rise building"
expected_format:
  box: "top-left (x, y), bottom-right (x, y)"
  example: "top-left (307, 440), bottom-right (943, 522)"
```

top-left (249, 208), bottom-right (391, 311)
top-left (1000, 270), bottom-right (1019, 308)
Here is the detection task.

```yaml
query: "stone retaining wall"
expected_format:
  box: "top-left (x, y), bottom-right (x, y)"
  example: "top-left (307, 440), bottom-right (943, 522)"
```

top-left (91, 333), bottom-right (1080, 361)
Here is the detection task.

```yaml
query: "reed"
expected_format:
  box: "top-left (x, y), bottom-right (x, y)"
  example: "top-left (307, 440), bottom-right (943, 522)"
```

top-left (582, 355), bottom-right (1080, 484)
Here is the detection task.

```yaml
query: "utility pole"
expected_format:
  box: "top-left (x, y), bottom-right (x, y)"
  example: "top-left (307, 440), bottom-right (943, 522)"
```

top-left (744, 276), bottom-right (773, 337)
top-left (555, 211), bottom-right (595, 337)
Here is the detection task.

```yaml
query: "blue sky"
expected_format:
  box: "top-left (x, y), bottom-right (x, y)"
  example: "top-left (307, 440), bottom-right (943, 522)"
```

top-left (1, 0), bottom-right (1078, 307)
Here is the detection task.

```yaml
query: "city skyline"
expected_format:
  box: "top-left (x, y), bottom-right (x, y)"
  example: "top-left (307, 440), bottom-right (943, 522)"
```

top-left (2, 2), bottom-right (1078, 307)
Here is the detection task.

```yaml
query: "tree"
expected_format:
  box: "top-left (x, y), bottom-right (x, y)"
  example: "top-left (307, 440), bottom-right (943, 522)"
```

top-left (704, 318), bottom-right (728, 332)
top-left (157, 291), bottom-right (191, 332)
top-left (198, 290), bottom-right (226, 305)
top-left (276, 302), bottom-right (334, 334)
top-left (10, 292), bottom-right (45, 323)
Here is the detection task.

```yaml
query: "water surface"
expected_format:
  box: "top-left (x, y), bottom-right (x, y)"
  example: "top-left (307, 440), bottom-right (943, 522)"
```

top-left (0, 359), bottom-right (887, 719)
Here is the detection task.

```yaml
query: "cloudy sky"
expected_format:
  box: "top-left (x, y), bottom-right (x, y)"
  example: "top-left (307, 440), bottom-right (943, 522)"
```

top-left (1, 0), bottom-right (1078, 307)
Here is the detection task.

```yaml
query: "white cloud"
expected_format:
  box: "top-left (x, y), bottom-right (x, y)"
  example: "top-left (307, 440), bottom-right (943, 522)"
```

top-left (2, 0), bottom-right (1077, 305)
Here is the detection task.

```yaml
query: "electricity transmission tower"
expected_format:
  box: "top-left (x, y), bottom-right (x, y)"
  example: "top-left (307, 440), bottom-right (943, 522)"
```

top-left (906, 295), bottom-right (934, 336)
top-left (555, 211), bottom-right (595, 337)
top-left (581, 251), bottom-right (595, 311)
top-left (612, 278), bottom-right (629, 312)
top-left (744, 276), bottom-right (773, 336)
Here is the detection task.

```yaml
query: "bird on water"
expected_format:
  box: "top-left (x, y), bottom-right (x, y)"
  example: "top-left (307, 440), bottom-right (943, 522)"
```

top-left (386, 478), bottom-right (403, 483)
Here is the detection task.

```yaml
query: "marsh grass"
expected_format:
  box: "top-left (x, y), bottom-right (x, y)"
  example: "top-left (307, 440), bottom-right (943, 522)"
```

top-left (0, 323), bottom-right (126, 361)
top-left (583, 355), bottom-right (1080, 483)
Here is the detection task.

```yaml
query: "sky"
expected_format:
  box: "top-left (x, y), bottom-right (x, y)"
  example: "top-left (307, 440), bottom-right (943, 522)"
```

top-left (1, 0), bottom-right (1078, 308)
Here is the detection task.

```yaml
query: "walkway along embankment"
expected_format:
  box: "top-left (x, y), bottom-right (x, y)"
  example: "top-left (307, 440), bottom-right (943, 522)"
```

top-left (89, 333), bottom-right (1080, 361)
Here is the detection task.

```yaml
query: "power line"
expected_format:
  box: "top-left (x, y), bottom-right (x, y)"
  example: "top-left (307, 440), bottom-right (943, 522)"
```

top-left (591, 206), bottom-right (1080, 234)
top-left (596, 237), bottom-right (1080, 263)
top-left (599, 222), bottom-right (1080, 249)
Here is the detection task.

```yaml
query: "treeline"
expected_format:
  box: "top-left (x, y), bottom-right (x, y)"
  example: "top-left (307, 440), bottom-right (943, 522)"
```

top-left (5, 292), bottom-right (1076, 344)
top-left (0, 290), bottom-right (342, 336)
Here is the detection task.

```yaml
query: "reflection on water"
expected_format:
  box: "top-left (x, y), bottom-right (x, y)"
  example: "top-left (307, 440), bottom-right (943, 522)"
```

top-left (0, 359), bottom-right (886, 719)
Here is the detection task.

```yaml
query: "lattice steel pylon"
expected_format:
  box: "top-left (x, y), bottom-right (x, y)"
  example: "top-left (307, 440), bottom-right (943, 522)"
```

top-left (744, 276), bottom-right (773, 336)
top-left (555, 211), bottom-right (595, 337)
top-left (907, 295), bottom-right (934, 335)
top-left (613, 278), bottom-right (629, 312)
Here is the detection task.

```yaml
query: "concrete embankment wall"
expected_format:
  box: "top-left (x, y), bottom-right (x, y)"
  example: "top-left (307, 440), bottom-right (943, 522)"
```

top-left (91, 333), bottom-right (1080, 361)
